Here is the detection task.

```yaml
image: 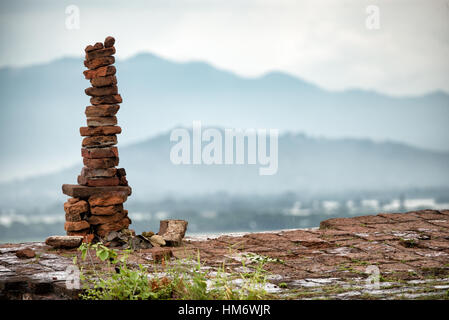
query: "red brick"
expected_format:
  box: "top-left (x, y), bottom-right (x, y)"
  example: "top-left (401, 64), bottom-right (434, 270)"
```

top-left (81, 147), bottom-right (119, 158)
top-left (85, 85), bottom-right (118, 97)
top-left (104, 36), bottom-right (115, 48)
top-left (85, 46), bottom-right (115, 61)
top-left (88, 191), bottom-right (128, 207)
top-left (84, 56), bottom-right (115, 70)
top-left (80, 126), bottom-right (121, 137)
top-left (85, 42), bottom-right (103, 53)
top-left (90, 94), bottom-right (122, 105)
top-left (80, 166), bottom-right (117, 178)
top-left (78, 175), bottom-right (119, 187)
top-left (67, 229), bottom-right (90, 236)
top-left (83, 66), bottom-right (116, 79)
top-left (62, 184), bottom-right (132, 198)
top-left (83, 157), bottom-right (119, 169)
top-left (65, 221), bottom-right (90, 232)
top-left (85, 105), bottom-right (119, 117)
top-left (88, 210), bottom-right (127, 225)
top-left (86, 116), bottom-right (117, 127)
top-left (90, 76), bottom-right (117, 88)
top-left (64, 199), bottom-right (88, 215)
top-left (91, 204), bottom-right (124, 216)
top-left (82, 135), bottom-right (117, 148)
top-left (95, 217), bottom-right (131, 238)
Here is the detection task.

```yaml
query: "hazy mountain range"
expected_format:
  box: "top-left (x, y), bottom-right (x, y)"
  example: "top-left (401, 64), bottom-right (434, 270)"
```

top-left (0, 53), bottom-right (448, 183)
top-left (1, 130), bottom-right (448, 210)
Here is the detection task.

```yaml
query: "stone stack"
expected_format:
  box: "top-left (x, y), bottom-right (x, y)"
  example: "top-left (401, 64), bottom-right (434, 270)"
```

top-left (62, 36), bottom-right (132, 241)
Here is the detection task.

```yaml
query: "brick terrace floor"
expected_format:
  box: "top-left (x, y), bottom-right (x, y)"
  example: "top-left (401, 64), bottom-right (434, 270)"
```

top-left (1, 209), bottom-right (449, 299)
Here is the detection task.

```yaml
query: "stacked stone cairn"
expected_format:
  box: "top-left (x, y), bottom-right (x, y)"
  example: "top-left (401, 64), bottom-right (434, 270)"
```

top-left (62, 36), bottom-right (132, 241)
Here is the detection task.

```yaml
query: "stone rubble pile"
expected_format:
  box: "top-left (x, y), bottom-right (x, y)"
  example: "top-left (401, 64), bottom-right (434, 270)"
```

top-left (62, 36), bottom-right (132, 241)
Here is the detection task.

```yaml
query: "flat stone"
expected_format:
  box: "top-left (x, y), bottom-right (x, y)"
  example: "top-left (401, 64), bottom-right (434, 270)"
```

top-left (45, 236), bottom-right (83, 249)
top-left (62, 184), bottom-right (132, 198)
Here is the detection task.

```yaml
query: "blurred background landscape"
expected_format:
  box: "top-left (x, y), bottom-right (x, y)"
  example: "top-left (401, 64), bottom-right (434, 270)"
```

top-left (0, 0), bottom-right (448, 242)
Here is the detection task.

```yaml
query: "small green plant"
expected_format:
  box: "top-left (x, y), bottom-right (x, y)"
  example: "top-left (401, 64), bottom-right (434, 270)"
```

top-left (74, 243), bottom-right (273, 300)
top-left (78, 242), bottom-right (156, 300)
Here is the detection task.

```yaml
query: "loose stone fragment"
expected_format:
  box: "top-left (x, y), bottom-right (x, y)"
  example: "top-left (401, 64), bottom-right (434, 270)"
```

top-left (83, 157), bottom-right (119, 169)
top-left (86, 116), bottom-right (117, 127)
top-left (90, 94), bottom-right (122, 105)
top-left (158, 220), bottom-right (188, 246)
top-left (82, 135), bottom-right (117, 148)
top-left (152, 248), bottom-right (173, 263)
top-left (16, 248), bottom-right (36, 259)
top-left (149, 235), bottom-right (166, 247)
top-left (45, 236), bottom-right (83, 249)
top-left (88, 191), bottom-right (128, 207)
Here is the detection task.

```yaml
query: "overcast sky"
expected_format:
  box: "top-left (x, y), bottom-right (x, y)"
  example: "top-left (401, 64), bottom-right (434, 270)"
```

top-left (0, 0), bottom-right (448, 96)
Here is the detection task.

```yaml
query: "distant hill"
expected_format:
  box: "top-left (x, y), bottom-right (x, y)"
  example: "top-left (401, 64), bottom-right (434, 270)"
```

top-left (0, 53), bottom-right (448, 181)
top-left (1, 131), bottom-right (448, 209)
